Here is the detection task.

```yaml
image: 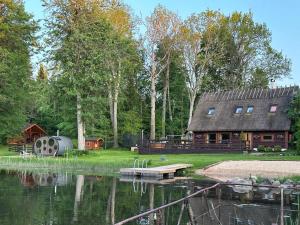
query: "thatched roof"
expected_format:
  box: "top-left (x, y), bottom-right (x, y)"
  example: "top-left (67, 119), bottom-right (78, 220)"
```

top-left (188, 86), bottom-right (299, 132)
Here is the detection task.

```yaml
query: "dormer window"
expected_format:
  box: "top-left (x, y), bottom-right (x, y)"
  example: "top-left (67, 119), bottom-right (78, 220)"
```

top-left (207, 107), bottom-right (215, 115)
top-left (270, 105), bottom-right (277, 113)
top-left (247, 106), bottom-right (254, 113)
top-left (235, 106), bottom-right (243, 114)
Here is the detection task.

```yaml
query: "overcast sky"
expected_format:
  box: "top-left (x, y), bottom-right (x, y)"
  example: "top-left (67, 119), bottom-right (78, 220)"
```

top-left (25, 0), bottom-right (300, 86)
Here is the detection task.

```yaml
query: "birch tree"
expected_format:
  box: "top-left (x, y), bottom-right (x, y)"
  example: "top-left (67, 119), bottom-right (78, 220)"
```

top-left (145, 5), bottom-right (180, 140)
top-left (101, 3), bottom-right (139, 148)
top-left (179, 11), bottom-right (224, 127)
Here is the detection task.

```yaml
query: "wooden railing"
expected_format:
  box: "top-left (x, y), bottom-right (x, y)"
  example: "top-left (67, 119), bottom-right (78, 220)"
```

top-left (138, 139), bottom-right (245, 154)
top-left (8, 144), bottom-right (33, 153)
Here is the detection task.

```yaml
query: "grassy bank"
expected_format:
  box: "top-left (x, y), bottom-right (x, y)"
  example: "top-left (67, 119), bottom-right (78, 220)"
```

top-left (1, 145), bottom-right (300, 175)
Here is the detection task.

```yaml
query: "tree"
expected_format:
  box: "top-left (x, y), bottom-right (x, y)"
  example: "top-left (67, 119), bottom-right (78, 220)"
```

top-left (145, 5), bottom-right (180, 139)
top-left (43, 0), bottom-right (115, 150)
top-left (0, 0), bottom-right (38, 142)
top-left (288, 92), bottom-right (300, 153)
top-left (101, 3), bottom-right (140, 148)
top-left (179, 11), bottom-right (224, 127)
top-left (202, 11), bottom-right (291, 89)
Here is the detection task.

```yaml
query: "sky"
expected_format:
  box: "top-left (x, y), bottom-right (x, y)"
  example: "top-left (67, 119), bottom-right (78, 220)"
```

top-left (24, 0), bottom-right (300, 86)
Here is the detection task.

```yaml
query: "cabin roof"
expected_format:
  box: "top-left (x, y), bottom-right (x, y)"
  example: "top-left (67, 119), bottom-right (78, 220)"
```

top-left (23, 123), bottom-right (46, 134)
top-left (187, 86), bottom-right (299, 132)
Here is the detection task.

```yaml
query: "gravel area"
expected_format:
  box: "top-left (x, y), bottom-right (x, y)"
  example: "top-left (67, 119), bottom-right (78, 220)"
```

top-left (196, 160), bottom-right (300, 181)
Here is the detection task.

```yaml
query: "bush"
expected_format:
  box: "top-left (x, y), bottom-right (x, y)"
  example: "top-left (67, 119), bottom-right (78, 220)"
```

top-left (265, 147), bottom-right (273, 152)
top-left (257, 145), bottom-right (265, 152)
top-left (274, 145), bottom-right (282, 152)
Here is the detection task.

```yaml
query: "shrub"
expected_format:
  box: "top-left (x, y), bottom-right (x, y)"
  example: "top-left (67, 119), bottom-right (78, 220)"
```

top-left (257, 145), bottom-right (265, 152)
top-left (274, 145), bottom-right (282, 152)
top-left (265, 147), bottom-right (273, 152)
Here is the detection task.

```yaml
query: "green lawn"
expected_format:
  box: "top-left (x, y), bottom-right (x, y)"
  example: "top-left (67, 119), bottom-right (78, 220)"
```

top-left (0, 145), bottom-right (18, 156)
top-left (1, 145), bottom-right (300, 176)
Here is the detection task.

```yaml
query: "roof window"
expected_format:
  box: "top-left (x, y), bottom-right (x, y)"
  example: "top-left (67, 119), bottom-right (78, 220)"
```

top-left (270, 105), bottom-right (277, 113)
top-left (207, 107), bottom-right (215, 115)
top-left (246, 106), bottom-right (254, 113)
top-left (235, 106), bottom-right (243, 114)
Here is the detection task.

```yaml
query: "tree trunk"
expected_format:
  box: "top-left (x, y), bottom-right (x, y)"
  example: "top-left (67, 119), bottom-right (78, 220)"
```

top-left (112, 91), bottom-right (119, 148)
top-left (161, 56), bottom-right (170, 138)
top-left (77, 93), bottom-right (85, 150)
top-left (187, 93), bottom-right (196, 128)
top-left (108, 90), bottom-right (114, 127)
top-left (150, 54), bottom-right (157, 140)
top-left (167, 85), bottom-right (173, 122)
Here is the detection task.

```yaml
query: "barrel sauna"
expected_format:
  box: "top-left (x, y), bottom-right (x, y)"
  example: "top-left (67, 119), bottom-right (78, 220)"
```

top-left (34, 136), bottom-right (73, 156)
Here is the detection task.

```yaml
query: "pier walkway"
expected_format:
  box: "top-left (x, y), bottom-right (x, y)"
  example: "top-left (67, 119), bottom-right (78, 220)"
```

top-left (120, 163), bottom-right (192, 179)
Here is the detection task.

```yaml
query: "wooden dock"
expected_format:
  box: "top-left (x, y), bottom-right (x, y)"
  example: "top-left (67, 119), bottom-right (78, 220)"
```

top-left (120, 164), bottom-right (192, 179)
top-left (120, 176), bottom-right (191, 185)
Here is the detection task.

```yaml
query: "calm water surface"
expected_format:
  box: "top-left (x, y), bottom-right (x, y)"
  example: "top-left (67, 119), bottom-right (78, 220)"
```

top-left (0, 170), bottom-right (299, 225)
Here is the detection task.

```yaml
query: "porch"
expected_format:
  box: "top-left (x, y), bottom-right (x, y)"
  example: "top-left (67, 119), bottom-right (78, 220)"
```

top-left (138, 139), bottom-right (246, 154)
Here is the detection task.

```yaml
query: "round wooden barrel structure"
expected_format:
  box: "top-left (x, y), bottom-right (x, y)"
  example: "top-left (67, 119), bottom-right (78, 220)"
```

top-left (34, 136), bottom-right (73, 156)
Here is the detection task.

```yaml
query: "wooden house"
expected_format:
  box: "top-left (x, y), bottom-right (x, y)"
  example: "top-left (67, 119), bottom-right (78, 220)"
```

top-left (85, 137), bottom-right (103, 150)
top-left (187, 86), bottom-right (299, 151)
top-left (8, 123), bottom-right (47, 145)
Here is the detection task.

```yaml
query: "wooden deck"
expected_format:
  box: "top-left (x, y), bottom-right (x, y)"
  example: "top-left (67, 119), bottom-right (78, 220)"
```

top-left (119, 164), bottom-right (192, 179)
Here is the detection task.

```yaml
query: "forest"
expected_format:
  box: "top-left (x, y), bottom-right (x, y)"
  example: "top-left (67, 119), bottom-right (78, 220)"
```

top-left (0, 0), bottom-right (293, 149)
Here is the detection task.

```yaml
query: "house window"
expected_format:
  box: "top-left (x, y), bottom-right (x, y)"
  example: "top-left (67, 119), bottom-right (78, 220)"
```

top-left (207, 133), bottom-right (216, 143)
top-left (220, 133), bottom-right (230, 144)
top-left (246, 106), bottom-right (254, 113)
top-left (207, 107), bottom-right (215, 115)
top-left (235, 106), bottom-right (243, 114)
top-left (270, 105), bottom-right (277, 113)
top-left (262, 135), bottom-right (273, 141)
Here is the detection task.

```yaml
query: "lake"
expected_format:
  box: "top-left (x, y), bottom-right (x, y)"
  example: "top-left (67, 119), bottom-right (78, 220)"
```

top-left (0, 170), bottom-right (299, 225)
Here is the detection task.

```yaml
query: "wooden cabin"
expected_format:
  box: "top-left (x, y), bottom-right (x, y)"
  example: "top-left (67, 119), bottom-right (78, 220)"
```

top-left (85, 137), bottom-right (103, 150)
top-left (8, 123), bottom-right (47, 145)
top-left (187, 86), bottom-right (299, 151)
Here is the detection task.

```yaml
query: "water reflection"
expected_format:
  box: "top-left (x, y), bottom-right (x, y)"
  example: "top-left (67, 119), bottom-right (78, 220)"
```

top-left (0, 170), bottom-right (299, 225)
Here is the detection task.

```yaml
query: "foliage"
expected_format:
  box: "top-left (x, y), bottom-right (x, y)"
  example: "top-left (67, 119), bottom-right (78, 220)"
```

top-left (201, 11), bottom-right (291, 90)
top-left (288, 92), bottom-right (300, 153)
top-left (0, 0), bottom-right (38, 143)
top-left (274, 145), bottom-right (282, 152)
top-left (257, 145), bottom-right (265, 152)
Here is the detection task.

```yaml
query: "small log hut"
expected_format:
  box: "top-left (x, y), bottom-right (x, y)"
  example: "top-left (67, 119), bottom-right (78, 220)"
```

top-left (8, 123), bottom-right (46, 145)
top-left (85, 137), bottom-right (103, 150)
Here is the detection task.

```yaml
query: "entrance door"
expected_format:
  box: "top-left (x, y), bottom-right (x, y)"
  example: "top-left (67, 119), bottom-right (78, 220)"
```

top-left (244, 132), bottom-right (253, 150)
